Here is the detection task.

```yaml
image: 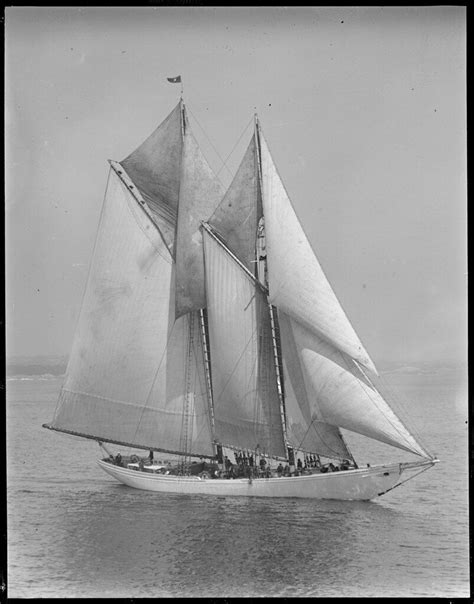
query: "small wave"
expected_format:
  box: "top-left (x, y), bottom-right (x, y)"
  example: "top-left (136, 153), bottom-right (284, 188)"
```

top-left (7, 374), bottom-right (64, 381)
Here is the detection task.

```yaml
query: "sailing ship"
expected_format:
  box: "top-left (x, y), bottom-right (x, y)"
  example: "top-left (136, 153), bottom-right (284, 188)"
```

top-left (44, 95), bottom-right (439, 500)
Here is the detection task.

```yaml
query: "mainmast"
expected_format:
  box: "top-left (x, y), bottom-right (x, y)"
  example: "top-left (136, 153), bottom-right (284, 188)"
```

top-left (178, 100), bottom-right (218, 463)
top-left (199, 307), bottom-right (218, 458)
top-left (254, 115), bottom-right (289, 458)
top-left (179, 313), bottom-right (196, 471)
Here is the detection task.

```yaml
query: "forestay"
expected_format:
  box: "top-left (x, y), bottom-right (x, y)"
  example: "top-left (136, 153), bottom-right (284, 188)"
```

top-left (202, 228), bottom-right (287, 458)
top-left (49, 169), bottom-right (214, 457)
top-left (258, 132), bottom-right (377, 374)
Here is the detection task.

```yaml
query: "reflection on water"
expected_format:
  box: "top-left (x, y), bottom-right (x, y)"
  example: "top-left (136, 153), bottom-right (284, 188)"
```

top-left (28, 485), bottom-right (404, 598)
top-left (7, 377), bottom-right (469, 598)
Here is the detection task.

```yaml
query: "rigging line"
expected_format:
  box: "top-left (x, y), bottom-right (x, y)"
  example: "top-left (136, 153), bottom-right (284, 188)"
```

top-left (259, 128), bottom-right (376, 371)
top-left (198, 309), bottom-right (216, 442)
top-left (215, 115), bottom-right (255, 177)
top-left (186, 106), bottom-right (233, 183)
top-left (374, 371), bottom-right (431, 455)
top-left (51, 168), bottom-right (113, 421)
top-left (122, 188), bottom-right (173, 265)
top-left (110, 162), bottom-right (173, 261)
top-left (131, 313), bottom-right (185, 445)
top-left (357, 360), bottom-right (432, 456)
top-left (340, 352), bottom-right (423, 453)
top-left (377, 463), bottom-right (433, 497)
top-left (295, 416), bottom-right (350, 460)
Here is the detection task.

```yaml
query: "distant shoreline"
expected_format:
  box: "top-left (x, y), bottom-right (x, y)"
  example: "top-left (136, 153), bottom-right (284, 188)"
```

top-left (5, 355), bottom-right (466, 378)
top-left (6, 356), bottom-right (68, 378)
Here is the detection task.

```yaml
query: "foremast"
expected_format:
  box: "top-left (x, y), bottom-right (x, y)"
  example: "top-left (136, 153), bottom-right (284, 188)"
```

top-left (177, 100), bottom-right (219, 467)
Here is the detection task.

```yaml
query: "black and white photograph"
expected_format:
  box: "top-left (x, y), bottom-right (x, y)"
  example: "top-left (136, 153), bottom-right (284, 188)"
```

top-left (5, 6), bottom-right (467, 598)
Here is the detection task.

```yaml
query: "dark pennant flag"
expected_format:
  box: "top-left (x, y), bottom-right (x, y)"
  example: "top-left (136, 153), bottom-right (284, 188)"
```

top-left (167, 76), bottom-right (182, 83)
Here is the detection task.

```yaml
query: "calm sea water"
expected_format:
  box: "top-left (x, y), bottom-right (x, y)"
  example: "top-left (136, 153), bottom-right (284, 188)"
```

top-left (6, 368), bottom-right (469, 598)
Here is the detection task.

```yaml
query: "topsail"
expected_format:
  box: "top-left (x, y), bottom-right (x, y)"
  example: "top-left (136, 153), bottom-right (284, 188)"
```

top-left (209, 135), bottom-right (261, 271)
top-left (121, 102), bottom-right (183, 250)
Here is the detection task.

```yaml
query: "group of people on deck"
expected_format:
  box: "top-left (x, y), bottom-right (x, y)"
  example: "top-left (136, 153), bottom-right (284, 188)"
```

top-left (109, 449), bottom-right (358, 477)
top-left (272, 457), bottom-right (357, 476)
top-left (222, 451), bottom-right (273, 479)
top-left (218, 450), bottom-right (358, 479)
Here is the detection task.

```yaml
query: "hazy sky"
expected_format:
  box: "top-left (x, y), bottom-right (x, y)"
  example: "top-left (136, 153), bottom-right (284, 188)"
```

top-left (5, 6), bottom-right (466, 366)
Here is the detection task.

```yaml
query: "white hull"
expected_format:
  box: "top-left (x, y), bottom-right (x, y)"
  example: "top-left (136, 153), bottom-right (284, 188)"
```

top-left (97, 459), bottom-right (435, 501)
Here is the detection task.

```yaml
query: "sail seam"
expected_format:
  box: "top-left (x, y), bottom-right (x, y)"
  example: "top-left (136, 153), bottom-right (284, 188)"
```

top-left (58, 388), bottom-right (210, 416)
top-left (212, 329), bottom-right (258, 403)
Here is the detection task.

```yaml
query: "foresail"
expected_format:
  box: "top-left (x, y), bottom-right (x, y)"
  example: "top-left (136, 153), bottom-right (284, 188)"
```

top-left (208, 135), bottom-right (260, 271)
top-left (202, 228), bottom-right (286, 457)
top-left (121, 102), bottom-right (183, 250)
top-left (49, 169), bottom-right (214, 457)
top-left (175, 130), bottom-right (225, 318)
top-left (280, 314), bottom-right (428, 457)
top-left (258, 132), bottom-right (377, 374)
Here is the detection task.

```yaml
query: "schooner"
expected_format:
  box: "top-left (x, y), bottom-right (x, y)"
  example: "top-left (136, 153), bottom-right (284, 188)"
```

top-left (44, 95), bottom-right (438, 500)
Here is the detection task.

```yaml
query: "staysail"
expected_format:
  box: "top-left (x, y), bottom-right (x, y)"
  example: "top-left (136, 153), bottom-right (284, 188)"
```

top-left (202, 226), bottom-right (287, 458)
top-left (48, 167), bottom-right (214, 457)
top-left (280, 314), bottom-right (428, 457)
top-left (258, 131), bottom-right (377, 374)
top-left (280, 328), bottom-right (353, 460)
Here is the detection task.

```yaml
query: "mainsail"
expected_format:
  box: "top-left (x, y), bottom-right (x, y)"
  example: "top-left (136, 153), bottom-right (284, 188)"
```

top-left (48, 111), bottom-right (216, 457)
